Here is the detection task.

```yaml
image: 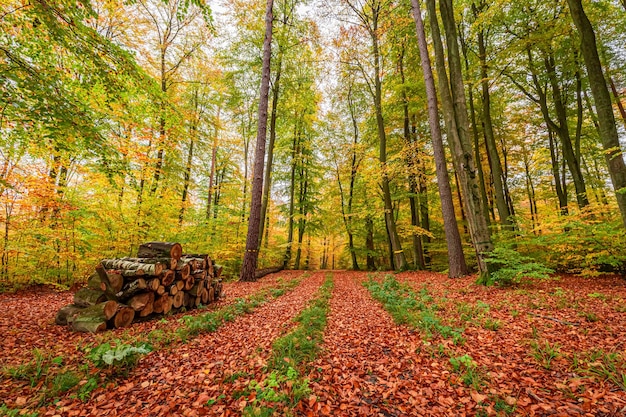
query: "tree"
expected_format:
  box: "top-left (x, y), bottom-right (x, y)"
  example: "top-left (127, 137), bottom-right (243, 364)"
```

top-left (410, 0), bottom-right (468, 277)
top-left (566, 0), bottom-right (626, 227)
top-left (240, 0), bottom-right (274, 281)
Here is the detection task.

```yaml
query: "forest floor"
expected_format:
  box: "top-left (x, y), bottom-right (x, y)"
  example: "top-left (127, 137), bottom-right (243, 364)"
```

top-left (1, 270), bottom-right (625, 416)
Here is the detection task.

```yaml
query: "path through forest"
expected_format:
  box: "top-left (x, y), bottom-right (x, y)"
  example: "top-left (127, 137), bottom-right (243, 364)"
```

top-left (1, 271), bottom-right (625, 416)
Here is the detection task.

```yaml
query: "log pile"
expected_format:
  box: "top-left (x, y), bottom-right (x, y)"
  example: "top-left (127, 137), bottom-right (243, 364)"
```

top-left (55, 242), bottom-right (224, 332)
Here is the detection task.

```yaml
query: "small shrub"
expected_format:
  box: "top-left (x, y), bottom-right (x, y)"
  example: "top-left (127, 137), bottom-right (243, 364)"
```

top-left (50, 371), bottom-right (81, 396)
top-left (482, 245), bottom-right (553, 286)
top-left (87, 341), bottom-right (151, 373)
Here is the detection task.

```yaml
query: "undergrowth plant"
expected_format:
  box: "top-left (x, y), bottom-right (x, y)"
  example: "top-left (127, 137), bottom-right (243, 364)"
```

top-left (87, 340), bottom-right (152, 375)
top-left (364, 275), bottom-right (464, 343)
top-left (236, 273), bottom-right (334, 416)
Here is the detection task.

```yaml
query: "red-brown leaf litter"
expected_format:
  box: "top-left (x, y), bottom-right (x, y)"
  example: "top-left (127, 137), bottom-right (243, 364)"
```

top-left (1, 270), bottom-right (625, 416)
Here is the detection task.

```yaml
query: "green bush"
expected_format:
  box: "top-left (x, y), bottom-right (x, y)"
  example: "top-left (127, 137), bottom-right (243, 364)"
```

top-left (87, 341), bottom-right (151, 372)
top-left (482, 245), bottom-right (553, 286)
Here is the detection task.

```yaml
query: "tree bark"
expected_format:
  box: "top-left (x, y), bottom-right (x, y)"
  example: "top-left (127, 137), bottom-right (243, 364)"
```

top-left (411, 0), bottom-right (467, 277)
top-left (566, 0), bottom-right (626, 227)
top-left (474, 4), bottom-right (513, 227)
top-left (259, 53), bottom-right (282, 248)
top-left (426, 0), bottom-right (492, 276)
top-left (370, 7), bottom-right (407, 271)
top-left (240, 0), bottom-right (274, 281)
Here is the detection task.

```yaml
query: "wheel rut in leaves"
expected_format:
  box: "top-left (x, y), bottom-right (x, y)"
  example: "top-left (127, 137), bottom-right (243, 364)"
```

top-left (50, 271), bottom-right (326, 417)
top-left (304, 271), bottom-right (454, 416)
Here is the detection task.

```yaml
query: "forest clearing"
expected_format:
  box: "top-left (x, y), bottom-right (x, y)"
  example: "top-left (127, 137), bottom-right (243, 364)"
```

top-left (1, 271), bottom-right (625, 416)
top-left (4, 0), bottom-right (626, 415)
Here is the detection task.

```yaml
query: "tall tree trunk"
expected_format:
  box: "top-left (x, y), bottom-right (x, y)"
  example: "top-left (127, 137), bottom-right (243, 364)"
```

top-left (411, 0), bottom-right (468, 277)
top-left (398, 45), bottom-right (426, 270)
top-left (179, 135), bottom-right (194, 225)
top-left (283, 125), bottom-right (299, 269)
top-left (259, 53), bottom-right (283, 248)
top-left (152, 49), bottom-right (167, 195)
top-left (474, 8), bottom-right (513, 227)
top-left (431, 0), bottom-right (494, 277)
top-left (544, 52), bottom-right (589, 208)
top-left (548, 129), bottom-right (569, 215)
top-left (608, 76), bottom-right (626, 130)
top-left (207, 107), bottom-right (220, 221)
top-left (460, 30), bottom-right (490, 226)
top-left (371, 11), bottom-right (407, 271)
top-left (365, 215), bottom-right (376, 271)
top-left (566, 0), bottom-right (626, 227)
top-left (239, 0), bottom-right (274, 281)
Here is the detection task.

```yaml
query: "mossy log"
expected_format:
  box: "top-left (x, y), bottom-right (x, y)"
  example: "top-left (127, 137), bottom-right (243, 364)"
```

top-left (87, 272), bottom-right (123, 293)
top-left (74, 288), bottom-right (107, 308)
top-left (71, 301), bottom-right (117, 333)
top-left (55, 304), bottom-right (83, 325)
top-left (137, 242), bottom-right (182, 260)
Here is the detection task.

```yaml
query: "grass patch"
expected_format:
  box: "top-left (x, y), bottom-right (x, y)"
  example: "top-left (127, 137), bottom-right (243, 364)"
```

top-left (237, 273), bottom-right (334, 415)
top-left (572, 349), bottom-right (626, 391)
top-left (449, 354), bottom-right (486, 390)
top-left (364, 275), bottom-right (464, 343)
top-left (531, 340), bottom-right (561, 370)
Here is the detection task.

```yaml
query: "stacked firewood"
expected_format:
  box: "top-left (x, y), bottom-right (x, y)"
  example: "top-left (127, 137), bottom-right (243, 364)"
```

top-left (55, 242), bottom-right (223, 332)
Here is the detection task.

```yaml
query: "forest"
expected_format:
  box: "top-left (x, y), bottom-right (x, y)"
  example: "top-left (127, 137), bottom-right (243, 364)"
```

top-left (1, 0), bottom-right (625, 287)
top-left (1, 0), bottom-right (626, 415)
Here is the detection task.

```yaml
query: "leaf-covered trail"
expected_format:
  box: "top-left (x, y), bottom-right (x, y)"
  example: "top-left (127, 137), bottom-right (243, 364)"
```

top-left (42, 272), bottom-right (326, 417)
top-left (302, 271), bottom-right (461, 416)
top-left (395, 272), bottom-right (626, 415)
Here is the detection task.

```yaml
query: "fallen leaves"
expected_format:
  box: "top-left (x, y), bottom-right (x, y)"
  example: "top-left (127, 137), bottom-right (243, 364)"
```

top-left (1, 271), bottom-right (625, 416)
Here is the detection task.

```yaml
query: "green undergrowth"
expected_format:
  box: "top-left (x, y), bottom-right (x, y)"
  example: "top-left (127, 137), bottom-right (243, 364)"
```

top-left (364, 275), bottom-right (495, 403)
top-left (2, 273), bottom-right (307, 414)
top-left (230, 273), bottom-right (334, 417)
top-left (571, 349), bottom-right (626, 391)
top-left (364, 274), bottom-right (464, 343)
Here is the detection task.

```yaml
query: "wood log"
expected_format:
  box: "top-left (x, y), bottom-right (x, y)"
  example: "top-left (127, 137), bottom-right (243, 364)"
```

top-left (176, 263), bottom-right (191, 279)
top-left (111, 305), bottom-right (135, 328)
top-left (215, 264), bottom-right (223, 278)
top-left (119, 257), bottom-right (177, 270)
top-left (95, 264), bottom-right (119, 300)
top-left (116, 278), bottom-right (147, 300)
top-left (128, 292), bottom-right (154, 311)
top-left (71, 301), bottom-right (117, 333)
top-left (139, 300), bottom-right (153, 317)
top-left (192, 270), bottom-right (207, 280)
top-left (201, 287), bottom-right (209, 304)
top-left (156, 285), bottom-right (166, 296)
top-left (207, 258), bottom-right (214, 277)
top-left (55, 304), bottom-right (83, 325)
top-left (163, 295), bottom-right (173, 314)
top-left (175, 280), bottom-right (184, 291)
top-left (208, 286), bottom-right (215, 302)
top-left (254, 265), bottom-right (284, 279)
top-left (74, 288), bottom-right (107, 308)
top-left (101, 259), bottom-right (163, 276)
top-left (137, 242), bottom-right (182, 261)
top-left (172, 291), bottom-right (185, 308)
top-left (184, 276), bottom-right (194, 291)
top-left (161, 269), bottom-right (175, 286)
top-left (169, 285), bottom-right (179, 296)
top-left (153, 294), bottom-right (170, 314)
top-left (189, 282), bottom-right (202, 297)
top-left (88, 272), bottom-right (124, 293)
top-left (148, 278), bottom-right (160, 292)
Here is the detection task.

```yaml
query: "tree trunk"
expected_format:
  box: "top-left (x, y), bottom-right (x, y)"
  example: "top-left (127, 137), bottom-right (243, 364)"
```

top-left (474, 9), bottom-right (513, 228)
top-left (259, 52), bottom-right (282, 248)
top-left (429, 0), bottom-right (493, 277)
top-left (411, 0), bottom-right (468, 277)
top-left (283, 122), bottom-right (299, 269)
top-left (371, 11), bottom-right (407, 271)
top-left (207, 107), bottom-right (220, 220)
top-left (567, 0), bottom-right (626, 227)
top-left (240, 0), bottom-right (274, 281)
top-left (399, 45), bottom-right (426, 270)
top-left (365, 215), bottom-right (376, 271)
